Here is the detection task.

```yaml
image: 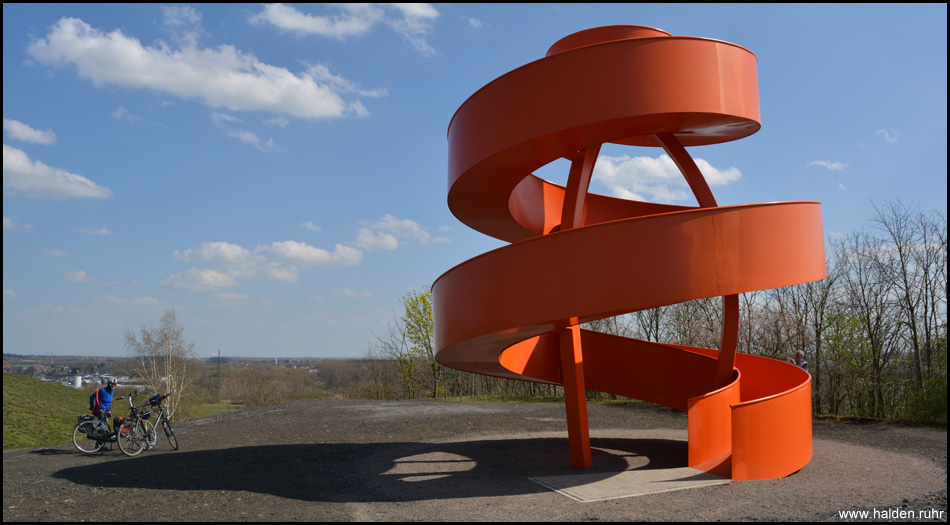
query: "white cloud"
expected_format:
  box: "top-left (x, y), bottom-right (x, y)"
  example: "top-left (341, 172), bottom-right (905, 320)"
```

top-left (4, 289), bottom-right (17, 298)
top-left (336, 288), bottom-right (373, 298)
top-left (385, 4), bottom-right (440, 57)
top-left (174, 241), bottom-right (253, 265)
top-left (211, 113), bottom-right (278, 151)
top-left (354, 228), bottom-right (399, 250)
top-left (173, 241), bottom-right (297, 281)
top-left (354, 214), bottom-right (450, 250)
top-left (250, 3), bottom-right (439, 57)
top-left (464, 17), bottom-right (484, 28)
top-left (250, 3), bottom-right (384, 38)
top-left (65, 270), bottom-right (95, 282)
top-left (299, 220), bottom-right (321, 232)
top-left (27, 17), bottom-right (373, 120)
top-left (43, 249), bottom-right (68, 257)
top-left (161, 268), bottom-right (239, 292)
top-left (3, 144), bottom-right (112, 199)
top-left (3, 118), bottom-right (57, 145)
top-left (876, 128), bottom-right (899, 143)
top-left (268, 240), bottom-right (363, 266)
top-left (373, 214), bottom-right (431, 241)
top-left (593, 154), bottom-right (741, 204)
top-left (170, 216), bottom-right (443, 294)
top-left (267, 117), bottom-right (290, 129)
top-left (170, 238), bottom-right (368, 291)
top-left (212, 113), bottom-right (243, 125)
top-left (306, 63), bottom-right (388, 98)
top-left (79, 227), bottom-right (112, 235)
top-left (162, 5), bottom-right (205, 48)
top-left (809, 160), bottom-right (848, 171)
top-left (226, 129), bottom-right (277, 151)
top-left (111, 106), bottom-right (142, 124)
top-left (3, 216), bottom-right (34, 230)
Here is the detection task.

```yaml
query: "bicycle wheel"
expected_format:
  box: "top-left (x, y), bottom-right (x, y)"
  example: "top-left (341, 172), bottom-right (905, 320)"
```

top-left (116, 420), bottom-right (146, 456)
top-left (142, 418), bottom-right (157, 450)
top-left (72, 420), bottom-right (106, 454)
top-left (161, 418), bottom-right (178, 450)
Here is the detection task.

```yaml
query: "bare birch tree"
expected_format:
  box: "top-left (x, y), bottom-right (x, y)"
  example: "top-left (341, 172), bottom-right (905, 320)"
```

top-left (124, 309), bottom-right (198, 420)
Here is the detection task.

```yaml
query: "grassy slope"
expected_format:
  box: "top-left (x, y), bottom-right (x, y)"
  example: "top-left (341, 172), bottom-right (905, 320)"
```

top-left (2, 373), bottom-right (96, 450)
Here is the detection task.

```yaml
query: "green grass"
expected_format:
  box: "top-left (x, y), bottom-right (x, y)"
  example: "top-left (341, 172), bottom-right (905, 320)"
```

top-left (2, 374), bottom-right (98, 450)
top-left (2, 374), bottom-right (255, 449)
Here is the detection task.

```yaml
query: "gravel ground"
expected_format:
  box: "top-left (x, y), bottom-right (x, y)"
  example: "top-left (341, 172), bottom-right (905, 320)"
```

top-left (3, 399), bottom-right (946, 522)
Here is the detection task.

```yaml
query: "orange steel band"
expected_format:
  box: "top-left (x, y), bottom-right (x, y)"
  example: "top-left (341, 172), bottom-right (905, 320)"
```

top-left (434, 25), bottom-right (825, 480)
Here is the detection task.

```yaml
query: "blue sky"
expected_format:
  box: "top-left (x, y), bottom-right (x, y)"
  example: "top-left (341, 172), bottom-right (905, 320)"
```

top-left (3, 4), bottom-right (947, 359)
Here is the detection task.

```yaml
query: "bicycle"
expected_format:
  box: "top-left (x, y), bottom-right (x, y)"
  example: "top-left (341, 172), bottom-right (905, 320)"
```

top-left (115, 396), bottom-right (159, 456)
top-left (143, 393), bottom-right (178, 451)
top-left (72, 395), bottom-right (142, 454)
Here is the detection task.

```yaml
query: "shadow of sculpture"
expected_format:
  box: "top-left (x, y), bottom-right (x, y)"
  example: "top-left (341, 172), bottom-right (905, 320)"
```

top-left (53, 436), bottom-right (688, 503)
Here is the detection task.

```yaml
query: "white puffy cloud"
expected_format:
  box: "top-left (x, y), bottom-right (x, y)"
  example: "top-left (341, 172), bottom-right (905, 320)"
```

top-left (3, 144), bottom-right (112, 199)
top-left (354, 214), bottom-right (452, 250)
top-left (173, 241), bottom-right (297, 281)
top-left (27, 17), bottom-right (374, 120)
top-left (354, 228), bottom-right (399, 251)
top-left (3, 118), bottom-right (57, 145)
top-left (250, 3), bottom-right (383, 38)
top-left (168, 215), bottom-right (444, 294)
top-left (373, 214), bottom-right (432, 242)
top-left (251, 3), bottom-right (439, 57)
top-left (161, 268), bottom-right (239, 292)
top-left (593, 154), bottom-right (741, 204)
top-left (268, 240), bottom-right (363, 266)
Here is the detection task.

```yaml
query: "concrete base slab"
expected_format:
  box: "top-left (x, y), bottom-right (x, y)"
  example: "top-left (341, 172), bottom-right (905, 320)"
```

top-left (529, 467), bottom-right (730, 502)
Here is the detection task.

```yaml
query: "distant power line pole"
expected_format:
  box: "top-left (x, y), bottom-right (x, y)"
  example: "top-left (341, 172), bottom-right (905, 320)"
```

top-left (215, 349), bottom-right (222, 402)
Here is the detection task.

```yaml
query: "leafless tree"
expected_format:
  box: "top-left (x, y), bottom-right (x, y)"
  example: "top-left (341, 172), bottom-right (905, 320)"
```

top-left (124, 309), bottom-right (198, 420)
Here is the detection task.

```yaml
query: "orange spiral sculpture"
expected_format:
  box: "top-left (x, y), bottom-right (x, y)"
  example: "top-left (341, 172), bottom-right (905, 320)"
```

top-left (433, 26), bottom-right (826, 480)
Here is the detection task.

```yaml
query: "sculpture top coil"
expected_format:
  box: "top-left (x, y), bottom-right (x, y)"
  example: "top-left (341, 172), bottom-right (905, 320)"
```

top-left (434, 25), bottom-right (826, 480)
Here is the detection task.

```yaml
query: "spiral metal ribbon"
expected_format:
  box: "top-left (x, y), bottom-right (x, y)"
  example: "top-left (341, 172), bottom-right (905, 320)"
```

top-left (434, 26), bottom-right (825, 480)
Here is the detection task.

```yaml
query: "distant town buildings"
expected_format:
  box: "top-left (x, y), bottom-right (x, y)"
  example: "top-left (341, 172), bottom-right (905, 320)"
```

top-left (2, 363), bottom-right (143, 389)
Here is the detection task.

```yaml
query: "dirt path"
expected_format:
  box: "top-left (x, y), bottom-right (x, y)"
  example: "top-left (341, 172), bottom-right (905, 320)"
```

top-left (3, 400), bottom-right (947, 521)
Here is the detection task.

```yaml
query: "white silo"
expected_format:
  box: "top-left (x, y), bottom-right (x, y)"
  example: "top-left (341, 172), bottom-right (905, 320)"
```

top-left (73, 375), bottom-right (82, 388)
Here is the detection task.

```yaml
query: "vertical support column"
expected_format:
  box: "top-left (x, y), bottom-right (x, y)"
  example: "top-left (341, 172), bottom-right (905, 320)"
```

top-left (716, 294), bottom-right (739, 388)
top-left (557, 145), bottom-right (600, 469)
top-left (559, 322), bottom-right (592, 468)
